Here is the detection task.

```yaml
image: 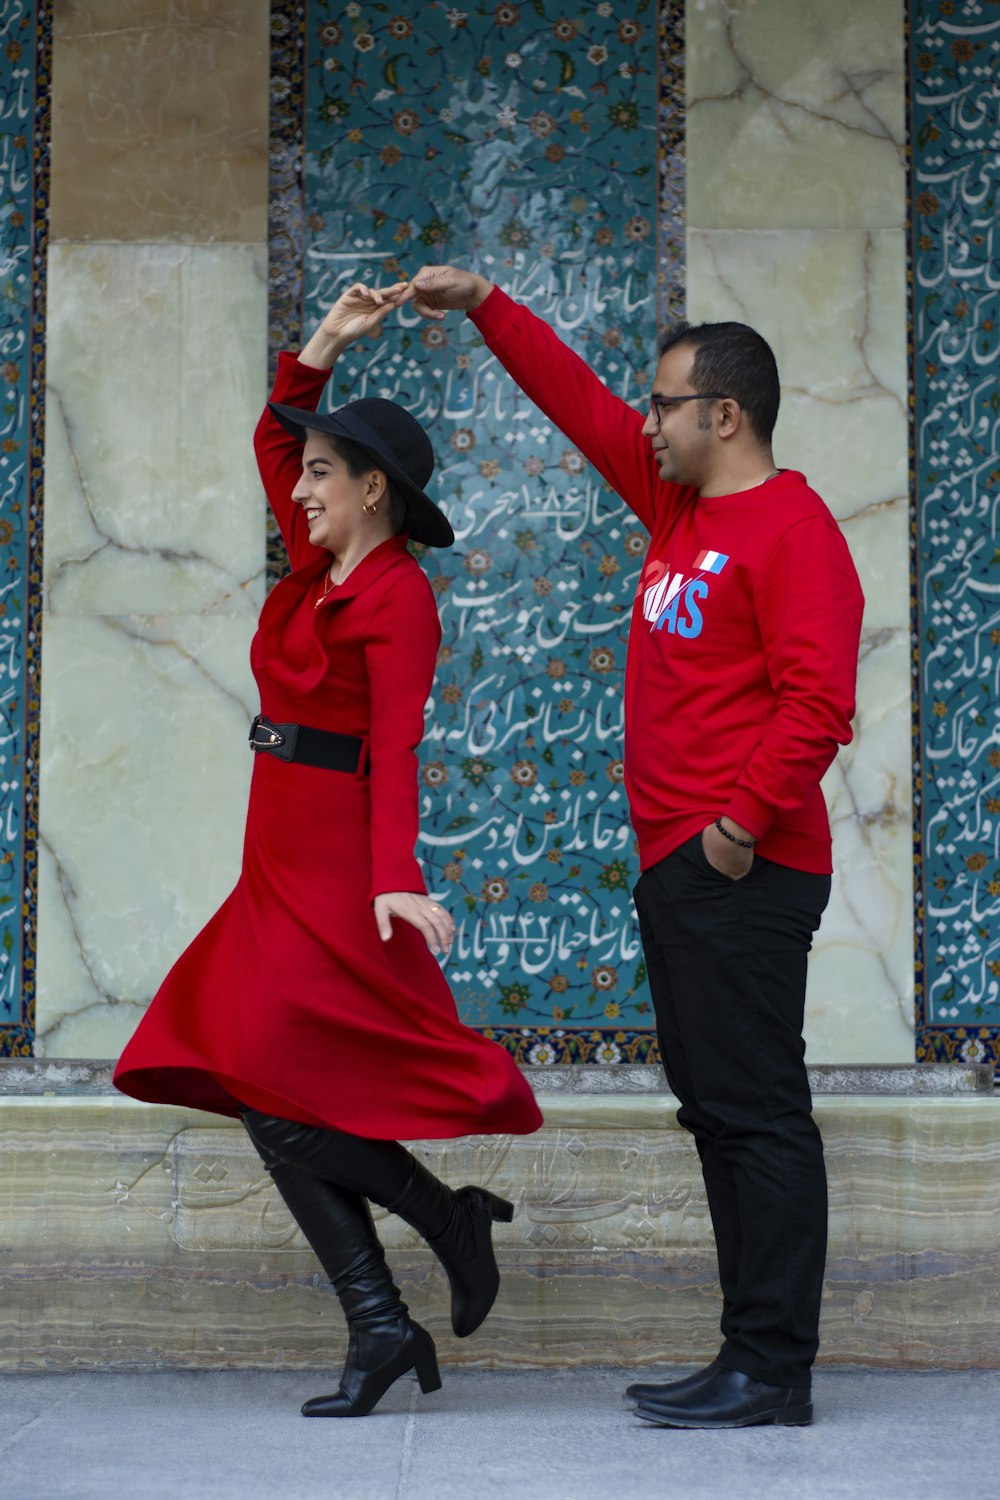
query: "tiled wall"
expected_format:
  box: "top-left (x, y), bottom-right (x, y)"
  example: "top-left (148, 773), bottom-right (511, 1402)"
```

top-left (0, 3), bottom-right (48, 1055)
top-left (909, 1), bottom-right (1000, 1070)
top-left (276, 2), bottom-right (675, 1062)
top-left (35, 0), bottom-right (915, 1065)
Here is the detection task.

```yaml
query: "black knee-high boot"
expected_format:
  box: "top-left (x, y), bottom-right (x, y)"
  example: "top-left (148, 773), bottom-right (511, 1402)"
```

top-left (245, 1122), bottom-right (441, 1417)
top-left (382, 1149), bottom-right (515, 1339)
top-left (243, 1109), bottom-right (513, 1338)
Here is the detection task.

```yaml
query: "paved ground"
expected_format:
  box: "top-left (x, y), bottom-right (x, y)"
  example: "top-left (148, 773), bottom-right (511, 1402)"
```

top-left (1, 1366), bottom-right (996, 1500)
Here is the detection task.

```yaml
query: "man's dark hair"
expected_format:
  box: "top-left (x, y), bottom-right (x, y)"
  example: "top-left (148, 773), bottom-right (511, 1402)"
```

top-left (326, 433), bottom-right (407, 535)
top-left (657, 320), bottom-right (780, 445)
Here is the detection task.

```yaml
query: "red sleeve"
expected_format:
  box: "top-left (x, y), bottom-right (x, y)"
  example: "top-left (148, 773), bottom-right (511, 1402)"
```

top-left (363, 569), bottom-right (442, 901)
top-left (725, 517), bottom-right (864, 839)
top-left (469, 286), bottom-right (688, 534)
top-left (253, 352), bottom-right (332, 572)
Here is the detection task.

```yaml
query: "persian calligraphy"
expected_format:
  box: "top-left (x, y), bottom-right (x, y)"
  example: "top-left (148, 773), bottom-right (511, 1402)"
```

top-left (288, 0), bottom-right (685, 1061)
top-left (911, 1), bottom-right (1000, 1069)
top-left (0, 2), bottom-right (45, 1056)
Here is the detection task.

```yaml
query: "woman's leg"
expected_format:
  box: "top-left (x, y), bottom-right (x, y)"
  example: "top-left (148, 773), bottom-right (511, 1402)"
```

top-left (246, 1124), bottom-right (440, 1417)
top-left (242, 1108), bottom-right (513, 1338)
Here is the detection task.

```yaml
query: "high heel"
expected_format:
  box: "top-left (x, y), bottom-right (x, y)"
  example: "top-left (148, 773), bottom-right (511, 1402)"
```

top-left (482, 1191), bottom-right (514, 1224)
top-left (301, 1316), bottom-right (441, 1418)
top-left (424, 1185), bottom-right (514, 1338)
top-left (413, 1327), bottom-right (443, 1394)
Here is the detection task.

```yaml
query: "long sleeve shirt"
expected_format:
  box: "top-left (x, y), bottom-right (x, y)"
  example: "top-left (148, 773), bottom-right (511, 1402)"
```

top-left (470, 288), bottom-right (864, 874)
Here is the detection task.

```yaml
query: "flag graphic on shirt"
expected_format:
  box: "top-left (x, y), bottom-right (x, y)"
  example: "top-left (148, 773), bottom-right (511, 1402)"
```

top-left (640, 548), bottom-right (731, 638)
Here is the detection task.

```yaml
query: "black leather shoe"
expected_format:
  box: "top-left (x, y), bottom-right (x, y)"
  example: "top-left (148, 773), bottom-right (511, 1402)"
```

top-left (634, 1365), bottom-right (812, 1429)
top-left (624, 1359), bottom-right (723, 1409)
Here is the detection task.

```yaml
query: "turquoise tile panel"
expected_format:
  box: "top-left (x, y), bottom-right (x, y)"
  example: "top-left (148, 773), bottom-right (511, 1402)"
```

top-left (0, 2), bottom-right (48, 1056)
top-left (909, 0), bottom-right (1000, 1071)
top-left (270, 0), bottom-right (685, 1060)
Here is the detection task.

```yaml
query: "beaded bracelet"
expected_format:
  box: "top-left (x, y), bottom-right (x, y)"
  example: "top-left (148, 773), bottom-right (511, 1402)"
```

top-left (715, 818), bottom-right (756, 849)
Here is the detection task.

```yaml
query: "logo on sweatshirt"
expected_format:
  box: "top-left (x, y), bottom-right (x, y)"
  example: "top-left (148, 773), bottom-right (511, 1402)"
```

top-left (640, 550), bottom-right (729, 639)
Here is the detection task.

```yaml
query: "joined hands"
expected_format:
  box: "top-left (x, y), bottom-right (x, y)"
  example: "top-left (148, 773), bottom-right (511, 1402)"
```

top-left (303, 269), bottom-right (491, 367)
top-left (399, 265), bottom-right (493, 318)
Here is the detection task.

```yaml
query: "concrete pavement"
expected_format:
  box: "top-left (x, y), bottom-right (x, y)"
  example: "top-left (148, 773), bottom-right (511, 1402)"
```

top-left (1, 1366), bottom-right (995, 1500)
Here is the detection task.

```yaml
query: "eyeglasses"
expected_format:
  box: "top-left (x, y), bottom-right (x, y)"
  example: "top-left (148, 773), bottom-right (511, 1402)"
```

top-left (649, 393), bottom-right (729, 427)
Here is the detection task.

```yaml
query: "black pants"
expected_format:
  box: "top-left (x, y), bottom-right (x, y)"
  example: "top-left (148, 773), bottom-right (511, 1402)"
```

top-left (634, 834), bottom-right (831, 1388)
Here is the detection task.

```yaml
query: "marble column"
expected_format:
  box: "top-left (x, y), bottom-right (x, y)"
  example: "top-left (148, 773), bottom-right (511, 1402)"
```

top-left (36, 0), bottom-right (271, 1055)
top-left (686, 0), bottom-right (913, 1061)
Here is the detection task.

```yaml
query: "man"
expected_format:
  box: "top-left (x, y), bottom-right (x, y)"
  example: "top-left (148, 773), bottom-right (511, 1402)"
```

top-left (402, 267), bottom-right (864, 1429)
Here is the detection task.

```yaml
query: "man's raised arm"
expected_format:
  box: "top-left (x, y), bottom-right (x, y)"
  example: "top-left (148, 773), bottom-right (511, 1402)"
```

top-left (403, 264), bottom-right (669, 533)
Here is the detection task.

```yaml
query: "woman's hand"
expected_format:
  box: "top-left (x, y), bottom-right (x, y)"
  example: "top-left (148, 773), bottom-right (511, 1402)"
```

top-left (299, 281), bottom-right (410, 369)
top-left (373, 891), bottom-right (455, 956)
top-left (322, 280), bottom-right (410, 343)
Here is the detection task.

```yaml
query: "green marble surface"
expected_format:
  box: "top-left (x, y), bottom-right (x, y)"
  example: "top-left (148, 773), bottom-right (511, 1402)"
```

top-left (2, 1093), bottom-right (999, 1370)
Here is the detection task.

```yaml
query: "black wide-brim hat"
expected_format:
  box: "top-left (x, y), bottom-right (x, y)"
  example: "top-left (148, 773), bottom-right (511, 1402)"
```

top-left (268, 396), bottom-right (455, 548)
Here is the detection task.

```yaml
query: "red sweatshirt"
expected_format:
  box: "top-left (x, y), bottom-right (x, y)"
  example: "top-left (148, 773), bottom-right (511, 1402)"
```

top-left (469, 288), bottom-right (864, 875)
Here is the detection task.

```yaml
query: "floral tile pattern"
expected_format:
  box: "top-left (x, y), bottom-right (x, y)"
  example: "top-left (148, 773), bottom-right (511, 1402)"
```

top-left (0, 3), bottom-right (48, 1057)
top-left (270, 0), bottom-right (684, 1062)
top-left (909, 0), bottom-right (1000, 1072)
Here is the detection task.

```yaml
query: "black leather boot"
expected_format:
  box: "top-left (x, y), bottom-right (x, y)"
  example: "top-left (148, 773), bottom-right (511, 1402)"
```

top-left (244, 1117), bottom-right (441, 1418)
top-left (242, 1109), bottom-right (513, 1340)
top-left (383, 1154), bottom-right (515, 1339)
top-left (301, 1303), bottom-right (441, 1419)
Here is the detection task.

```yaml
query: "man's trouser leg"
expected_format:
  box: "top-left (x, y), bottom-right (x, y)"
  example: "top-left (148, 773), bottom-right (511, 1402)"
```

top-left (634, 834), bottom-right (831, 1388)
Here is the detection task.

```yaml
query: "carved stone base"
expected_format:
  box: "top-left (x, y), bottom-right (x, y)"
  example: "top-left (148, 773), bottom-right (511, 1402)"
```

top-left (3, 1092), bottom-right (999, 1369)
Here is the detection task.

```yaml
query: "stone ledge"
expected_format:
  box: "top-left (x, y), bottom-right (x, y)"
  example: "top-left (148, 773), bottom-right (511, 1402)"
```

top-left (1, 1059), bottom-right (994, 1096)
top-left (2, 1092), bottom-right (999, 1371)
top-left (526, 1063), bottom-right (995, 1096)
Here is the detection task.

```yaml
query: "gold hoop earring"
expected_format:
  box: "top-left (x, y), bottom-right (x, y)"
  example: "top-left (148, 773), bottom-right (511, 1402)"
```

top-left (362, 501), bottom-right (378, 516)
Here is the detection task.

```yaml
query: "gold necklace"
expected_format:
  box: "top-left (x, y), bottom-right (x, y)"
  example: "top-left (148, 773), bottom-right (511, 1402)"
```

top-left (315, 567), bottom-right (338, 608)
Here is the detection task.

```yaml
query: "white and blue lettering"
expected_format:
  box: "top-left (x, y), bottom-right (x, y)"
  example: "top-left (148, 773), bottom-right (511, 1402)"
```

top-left (641, 549), bottom-right (730, 640)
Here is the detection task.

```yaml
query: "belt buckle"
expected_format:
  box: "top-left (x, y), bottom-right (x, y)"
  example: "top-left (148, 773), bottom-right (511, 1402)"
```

top-left (250, 715), bottom-right (298, 762)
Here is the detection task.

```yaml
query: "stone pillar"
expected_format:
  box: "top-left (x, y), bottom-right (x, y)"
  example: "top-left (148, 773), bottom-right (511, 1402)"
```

top-left (686, 0), bottom-right (913, 1061)
top-left (36, 0), bottom-right (271, 1055)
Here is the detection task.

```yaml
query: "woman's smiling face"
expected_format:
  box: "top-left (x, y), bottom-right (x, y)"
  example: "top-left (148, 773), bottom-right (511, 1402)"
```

top-left (291, 431), bottom-right (385, 552)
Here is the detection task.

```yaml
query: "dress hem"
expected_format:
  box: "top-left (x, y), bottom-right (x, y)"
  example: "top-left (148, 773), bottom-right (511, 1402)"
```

top-left (113, 1062), bottom-right (544, 1142)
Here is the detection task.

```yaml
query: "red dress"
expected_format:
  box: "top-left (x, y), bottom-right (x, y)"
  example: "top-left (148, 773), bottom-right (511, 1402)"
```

top-left (113, 354), bottom-right (543, 1142)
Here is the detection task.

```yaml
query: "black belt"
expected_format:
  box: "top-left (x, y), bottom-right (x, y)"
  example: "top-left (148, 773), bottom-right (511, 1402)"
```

top-left (249, 714), bottom-right (368, 774)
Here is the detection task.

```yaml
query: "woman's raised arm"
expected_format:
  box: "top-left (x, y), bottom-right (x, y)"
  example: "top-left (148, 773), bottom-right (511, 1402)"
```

top-left (254, 283), bottom-right (411, 570)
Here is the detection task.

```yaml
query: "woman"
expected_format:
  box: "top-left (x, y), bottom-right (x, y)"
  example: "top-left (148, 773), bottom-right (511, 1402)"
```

top-left (114, 282), bottom-right (543, 1417)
